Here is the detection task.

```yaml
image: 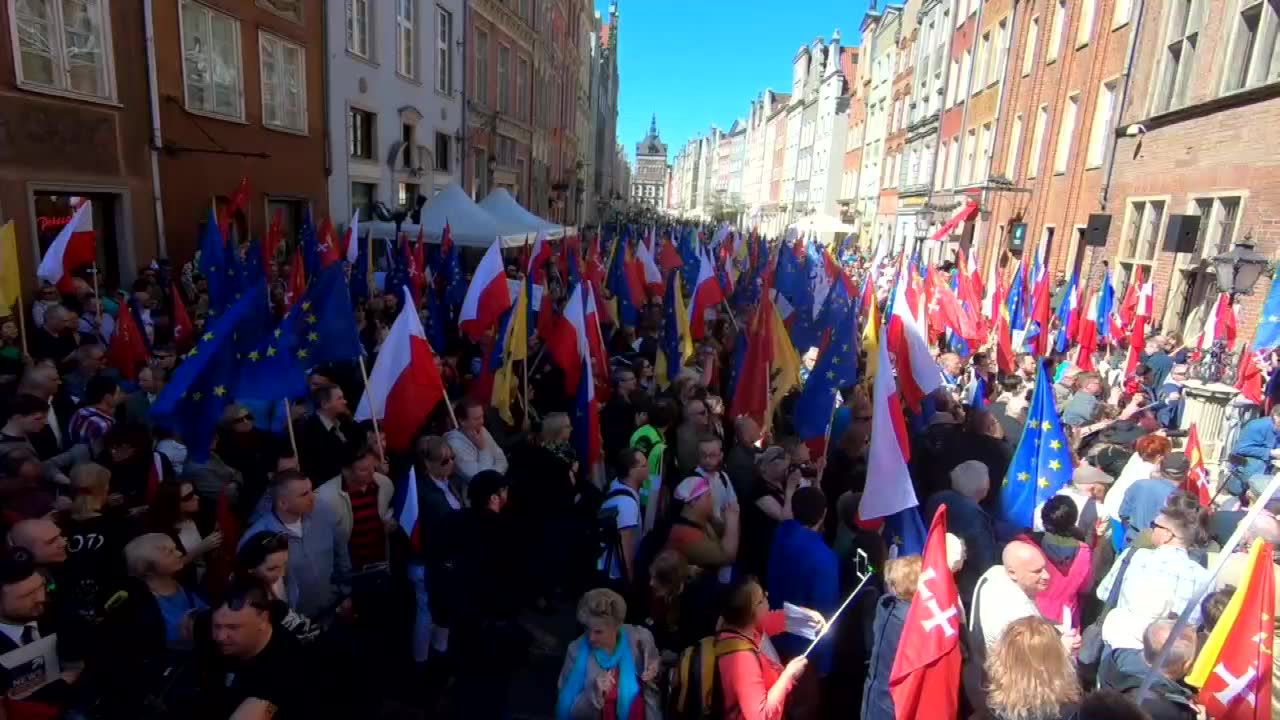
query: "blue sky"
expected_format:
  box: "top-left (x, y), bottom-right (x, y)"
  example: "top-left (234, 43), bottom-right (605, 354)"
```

top-left (597, 0), bottom-right (872, 163)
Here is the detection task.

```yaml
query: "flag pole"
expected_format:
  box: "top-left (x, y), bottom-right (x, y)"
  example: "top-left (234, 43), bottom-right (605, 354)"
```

top-left (14, 277), bottom-right (27, 357)
top-left (91, 263), bottom-right (100, 302)
top-left (801, 566), bottom-right (874, 659)
top-left (357, 354), bottom-right (387, 464)
top-left (283, 398), bottom-right (299, 459)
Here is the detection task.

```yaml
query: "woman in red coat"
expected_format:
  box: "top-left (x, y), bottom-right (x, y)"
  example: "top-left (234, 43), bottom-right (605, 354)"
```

top-left (716, 577), bottom-right (821, 720)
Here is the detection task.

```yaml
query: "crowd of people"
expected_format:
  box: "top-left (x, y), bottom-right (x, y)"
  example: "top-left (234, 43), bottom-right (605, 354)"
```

top-left (0, 229), bottom-right (1273, 720)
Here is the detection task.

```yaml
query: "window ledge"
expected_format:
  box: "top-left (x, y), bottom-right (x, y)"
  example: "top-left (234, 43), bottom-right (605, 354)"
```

top-left (396, 73), bottom-right (423, 87)
top-left (1076, 39), bottom-right (1090, 50)
top-left (346, 51), bottom-right (379, 68)
top-left (434, 89), bottom-right (456, 100)
top-left (16, 81), bottom-right (121, 108)
top-left (1111, 19), bottom-right (1130, 31)
top-left (1046, 56), bottom-right (1059, 65)
top-left (185, 106), bottom-right (249, 125)
top-left (264, 123), bottom-right (309, 137)
top-left (1084, 163), bottom-right (1102, 170)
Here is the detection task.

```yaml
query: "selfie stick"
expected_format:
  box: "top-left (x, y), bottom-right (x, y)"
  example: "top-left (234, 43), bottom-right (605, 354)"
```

top-left (800, 567), bottom-right (874, 659)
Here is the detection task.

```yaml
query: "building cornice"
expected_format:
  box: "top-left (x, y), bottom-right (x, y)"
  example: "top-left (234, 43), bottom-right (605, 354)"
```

top-left (471, 0), bottom-right (537, 52)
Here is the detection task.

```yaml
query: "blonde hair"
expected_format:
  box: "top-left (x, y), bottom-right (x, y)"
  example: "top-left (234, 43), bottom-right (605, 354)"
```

top-left (884, 555), bottom-right (923, 600)
top-left (985, 617), bottom-right (1083, 720)
top-left (577, 588), bottom-right (627, 627)
top-left (541, 412), bottom-right (571, 444)
top-left (124, 533), bottom-right (174, 579)
top-left (70, 462), bottom-right (111, 517)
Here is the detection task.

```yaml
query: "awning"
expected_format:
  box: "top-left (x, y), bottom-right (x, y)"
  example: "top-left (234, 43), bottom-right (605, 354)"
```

top-left (929, 200), bottom-right (980, 242)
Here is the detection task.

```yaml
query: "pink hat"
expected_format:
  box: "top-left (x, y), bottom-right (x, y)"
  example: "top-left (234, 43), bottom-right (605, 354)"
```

top-left (674, 476), bottom-right (711, 503)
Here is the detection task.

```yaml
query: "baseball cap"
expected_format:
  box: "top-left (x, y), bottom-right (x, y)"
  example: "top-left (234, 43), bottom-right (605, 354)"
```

top-left (755, 446), bottom-right (787, 467)
top-left (673, 476), bottom-right (711, 503)
top-left (1160, 452), bottom-right (1190, 481)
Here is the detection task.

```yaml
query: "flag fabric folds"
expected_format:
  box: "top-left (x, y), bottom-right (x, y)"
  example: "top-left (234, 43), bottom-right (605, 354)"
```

top-left (0, 221), bottom-right (20, 317)
top-left (999, 360), bottom-right (1073, 528)
top-left (37, 200), bottom-right (96, 293)
top-left (1184, 425), bottom-right (1212, 506)
top-left (197, 207), bottom-right (235, 317)
top-left (656, 271), bottom-right (693, 389)
top-left (1186, 539), bottom-right (1274, 720)
top-left (565, 284), bottom-right (603, 469)
top-left (490, 282), bottom-right (528, 425)
top-left (1254, 272), bottom-right (1280, 351)
top-left (689, 248), bottom-right (725, 341)
top-left (886, 268), bottom-right (943, 412)
top-left (237, 264), bottom-right (363, 404)
top-left (458, 241), bottom-right (514, 341)
top-left (889, 504), bottom-right (962, 720)
top-left (859, 324), bottom-right (919, 523)
top-left (150, 286), bottom-right (267, 463)
top-left (794, 276), bottom-right (858, 454)
top-left (354, 287), bottom-right (445, 452)
top-left (107, 293), bottom-right (150, 381)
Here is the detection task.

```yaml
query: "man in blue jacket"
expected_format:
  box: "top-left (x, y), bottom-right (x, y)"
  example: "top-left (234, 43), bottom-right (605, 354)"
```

top-left (767, 486), bottom-right (839, 674)
top-left (1230, 405), bottom-right (1280, 496)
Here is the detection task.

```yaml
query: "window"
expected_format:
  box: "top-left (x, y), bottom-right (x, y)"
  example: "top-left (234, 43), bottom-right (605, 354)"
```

top-left (978, 122), bottom-right (993, 182)
top-left (1114, 0), bottom-right (1133, 27)
top-left (435, 6), bottom-right (452, 93)
top-left (348, 108), bottom-right (374, 159)
top-left (1022, 16), bottom-right (1040, 76)
top-left (962, 128), bottom-right (976, 184)
top-left (1047, 0), bottom-right (1066, 62)
top-left (1078, 0), bottom-right (1096, 47)
top-left (1224, 0), bottom-right (1280, 93)
top-left (402, 123), bottom-right (415, 168)
top-left (346, 0), bottom-right (369, 58)
top-left (959, 49), bottom-right (972, 96)
top-left (496, 135), bottom-right (516, 166)
top-left (179, 1), bottom-right (242, 119)
top-left (472, 148), bottom-right (487, 199)
top-left (993, 18), bottom-right (1010, 85)
top-left (258, 0), bottom-right (302, 23)
top-left (396, 0), bottom-right (415, 78)
top-left (1120, 200), bottom-right (1166, 263)
top-left (516, 56), bottom-right (528, 119)
top-left (1028, 104), bottom-right (1048, 178)
top-left (1006, 113), bottom-right (1023, 177)
top-left (1054, 92), bottom-right (1079, 174)
top-left (397, 183), bottom-right (419, 207)
top-left (937, 140), bottom-right (950, 188)
top-left (351, 182), bottom-right (376, 221)
top-left (947, 57), bottom-right (959, 106)
top-left (1086, 79), bottom-right (1117, 168)
top-left (259, 32), bottom-right (306, 133)
top-left (975, 32), bottom-right (989, 93)
top-left (12, 0), bottom-right (115, 99)
top-left (497, 44), bottom-right (510, 113)
top-left (475, 29), bottom-right (489, 106)
top-left (1153, 0), bottom-right (1201, 113)
top-left (434, 132), bottom-right (450, 172)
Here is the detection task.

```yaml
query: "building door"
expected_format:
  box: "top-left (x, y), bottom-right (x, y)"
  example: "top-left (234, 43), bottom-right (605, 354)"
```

top-left (32, 192), bottom-right (122, 292)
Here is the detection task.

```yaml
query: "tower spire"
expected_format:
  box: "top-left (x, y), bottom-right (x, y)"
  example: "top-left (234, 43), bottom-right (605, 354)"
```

top-left (649, 114), bottom-right (658, 138)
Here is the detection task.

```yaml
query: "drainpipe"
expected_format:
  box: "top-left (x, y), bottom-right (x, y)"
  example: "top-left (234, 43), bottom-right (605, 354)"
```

top-left (460, 0), bottom-right (469, 191)
top-left (321, 0), bottom-right (332, 181)
top-left (1098, 0), bottom-right (1147, 211)
top-left (975, 0), bottom-right (1020, 276)
top-left (920, 0), bottom-right (954, 259)
top-left (142, 0), bottom-right (167, 259)
top-left (950, 0), bottom-right (984, 191)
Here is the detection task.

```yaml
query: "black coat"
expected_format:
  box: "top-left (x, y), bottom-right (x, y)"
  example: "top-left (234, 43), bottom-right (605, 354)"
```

top-left (297, 414), bottom-right (359, 486)
top-left (862, 594), bottom-right (909, 720)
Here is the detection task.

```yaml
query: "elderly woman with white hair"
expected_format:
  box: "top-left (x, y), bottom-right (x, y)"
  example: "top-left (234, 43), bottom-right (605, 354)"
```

top-left (120, 533), bottom-right (208, 652)
top-left (556, 588), bottom-right (661, 720)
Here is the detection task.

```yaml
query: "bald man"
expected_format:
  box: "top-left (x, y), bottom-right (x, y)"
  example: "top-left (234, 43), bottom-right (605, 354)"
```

top-left (7, 518), bottom-right (67, 568)
top-left (971, 541), bottom-right (1049, 649)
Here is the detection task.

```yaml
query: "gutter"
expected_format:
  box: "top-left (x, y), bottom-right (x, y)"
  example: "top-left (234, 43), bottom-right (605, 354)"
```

top-left (142, 0), bottom-right (167, 259)
top-left (1098, 0), bottom-right (1146, 211)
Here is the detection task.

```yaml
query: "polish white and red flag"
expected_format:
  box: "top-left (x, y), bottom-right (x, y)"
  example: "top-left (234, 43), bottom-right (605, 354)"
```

top-left (859, 324), bottom-right (918, 522)
top-left (399, 467), bottom-right (422, 552)
top-left (355, 286), bottom-right (445, 452)
top-left (565, 284), bottom-right (602, 467)
top-left (458, 240), bottom-right (514, 341)
top-left (343, 210), bottom-right (361, 264)
top-left (689, 247), bottom-right (726, 340)
top-left (1199, 292), bottom-right (1238, 350)
top-left (636, 233), bottom-right (664, 296)
top-left (887, 266), bottom-right (943, 411)
top-left (889, 504), bottom-right (962, 720)
top-left (37, 199), bottom-right (96, 293)
top-left (1075, 289), bottom-right (1101, 372)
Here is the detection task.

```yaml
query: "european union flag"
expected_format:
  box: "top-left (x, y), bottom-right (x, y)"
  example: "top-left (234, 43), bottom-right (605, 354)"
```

top-left (300, 208), bottom-right (322, 280)
top-left (1007, 260), bottom-right (1026, 332)
top-left (197, 208), bottom-right (236, 317)
top-left (1255, 272), bottom-right (1280, 351)
top-left (794, 277), bottom-right (858, 446)
top-left (151, 286), bottom-right (267, 463)
top-left (236, 264), bottom-right (363, 404)
top-left (678, 226), bottom-right (701, 295)
top-left (966, 373), bottom-right (988, 411)
top-left (440, 231), bottom-right (467, 309)
top-left (606, 228), bottom-right (639, 327)
top-left (885, 506), bottom-right (927, 556)
top-left (1053, 272), bottom-right (1079, 354)
top-left (385, 236), bottom-right (411, 301)
top-left (999, 360), bottom-right (1073, 528)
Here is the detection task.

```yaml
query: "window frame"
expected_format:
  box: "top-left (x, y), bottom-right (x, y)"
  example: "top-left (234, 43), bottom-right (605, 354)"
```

top-left (474, 28), bottom-right (489, 107)
top-left (395, 0), bottom-right (416, 80)
top-left (10, 0), bottom-right (119, 103)
top-left (1022, 16), bottom-right (1040, 77)
top-left (1221, 0), bottom-right (1280, 95)
top-left (258, 30), bottom-right (308, 135)
top-left (348, 106), bottom-right (375, 160)
top-left (346, 0), bottom-right (370, 59)
top-left (1150, 0), bottom-right (1202, 115)
top-left (1046, 0), bottom-right (1066, 63)
top-left (1085, 77), bottom-right (1119, 169)
top-left (1053, 91), bottom-right (1080, 175)
top-left (177, 0), bottom-right (245, 122)
top-left (1028, 104), bottom-right (1048, 179)
top-left (1077, 0), bottom-right (1097, 48)
top-left (435, 5), bottom-right (452, 94)
top-left (497, 43), bottom-right (510, 113)
top-left (1006, 112), bottom-right (1024, 178)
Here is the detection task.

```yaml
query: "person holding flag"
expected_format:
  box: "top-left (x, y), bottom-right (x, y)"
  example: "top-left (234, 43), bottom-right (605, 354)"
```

top-left (1000, 360), bottom-right (1074, 529)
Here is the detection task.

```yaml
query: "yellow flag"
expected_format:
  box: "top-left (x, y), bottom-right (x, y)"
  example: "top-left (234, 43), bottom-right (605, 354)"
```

top-left (491, 283), bottom-right (528, 425)
top-left (767, 300), bottom-right (801, 428)
top-left (0, 221), bottom-right (19, 317)
top-left (1186, 538), bottom-right (1266, 687)
top-left (862, 295), bottom-right (880, 380)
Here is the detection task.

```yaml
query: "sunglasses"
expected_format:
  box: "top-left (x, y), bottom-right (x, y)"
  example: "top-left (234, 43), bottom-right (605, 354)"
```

top-left (233, 414), bottom-right (253, 424)
top-left (180, 491), bottom-right (197, 502)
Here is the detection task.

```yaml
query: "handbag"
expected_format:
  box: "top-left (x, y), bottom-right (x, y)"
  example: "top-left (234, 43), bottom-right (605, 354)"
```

top-left (1078, 546), bottom-right (1136, 667)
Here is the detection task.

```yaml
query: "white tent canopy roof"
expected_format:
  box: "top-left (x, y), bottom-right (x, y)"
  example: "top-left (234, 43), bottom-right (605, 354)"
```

top-left (362, 183), bottom-right (529, 247)
top-left (478, 188), bottom-right (570, 240)
top-left (789, 212), bottom-right (856, 234)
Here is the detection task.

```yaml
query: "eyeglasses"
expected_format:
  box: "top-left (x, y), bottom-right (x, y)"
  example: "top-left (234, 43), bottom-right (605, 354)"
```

top-left (233, 414), bottom-right (253, 424)
top-left (1150, 520), bottom-right (1178, 538)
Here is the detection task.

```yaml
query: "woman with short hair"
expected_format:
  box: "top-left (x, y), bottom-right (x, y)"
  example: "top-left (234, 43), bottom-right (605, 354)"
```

top-left (235, 530), bottom-right (321, 644)
top-left (975, 616), bottom-right (1083, 720)
top-left (861, 556), bottom-right (921, 720)
top-left (556, 588), bottom-right (662, 719)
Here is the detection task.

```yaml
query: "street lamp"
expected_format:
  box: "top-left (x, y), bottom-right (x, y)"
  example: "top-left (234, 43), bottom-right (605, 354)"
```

top-left (1195, 232), bottom-right (1270, 382)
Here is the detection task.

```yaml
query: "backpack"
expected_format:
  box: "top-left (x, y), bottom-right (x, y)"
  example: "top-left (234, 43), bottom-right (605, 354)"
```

top-left (589, 487), bottom-right (641, 576)
top-left (668, 631), bottom-right (755, 720)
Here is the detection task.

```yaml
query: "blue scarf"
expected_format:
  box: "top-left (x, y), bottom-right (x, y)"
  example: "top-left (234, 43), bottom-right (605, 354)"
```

top-left (556, 626), bottom-right (639, 720)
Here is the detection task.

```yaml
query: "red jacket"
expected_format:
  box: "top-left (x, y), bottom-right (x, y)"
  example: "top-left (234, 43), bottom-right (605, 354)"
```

top-left (717, 610), bottom-right (796, 720)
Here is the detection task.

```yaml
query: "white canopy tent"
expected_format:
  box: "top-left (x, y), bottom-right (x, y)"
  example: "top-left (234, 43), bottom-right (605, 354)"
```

top-left (362, 183), bottom-right (529, 248)
top-left (478, 188), bottom-right (571, 241)
top-left (788, 212), bottom-right (856, 234)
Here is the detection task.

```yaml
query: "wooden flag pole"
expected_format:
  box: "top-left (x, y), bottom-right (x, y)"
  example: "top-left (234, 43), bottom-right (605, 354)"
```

top-left (14, 279), bottom-right (27, 357)
top-left (357, 354), bottom-right (387, 464)
top-left (283, 398), bottom-right (300, 459)
top-left (90, 263), bottom-right (100, 302)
